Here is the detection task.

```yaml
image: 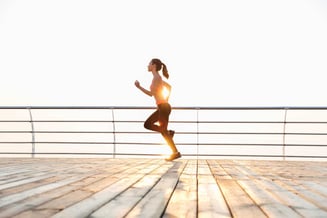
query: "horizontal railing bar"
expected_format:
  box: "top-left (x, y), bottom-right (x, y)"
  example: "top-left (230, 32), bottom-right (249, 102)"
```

top-left (0, 120), bottom-right (272, 123)
top-left (0, 120), bottom-right (115, 123)
top-left (174, 143), bottom-right (327, 147)
top-left (0, 152), bottom-right (325, 159)
top-left (1, 120), bottom-right (327, 124)
top-left (190, 154), bottom-right (327, 158)
top-left (0, 142), bottom-right (32, 144)
top-left (1, 106), bottom-right (327, 110)
top-left (1, 131), bottom-right (327, 136)
top-left (1, 141), bottom-right (326, 147)
top-left (198, 121), bottom-right (283, 124)
top-left (0, 131), bottom-right (160, 134)
top-left (198, 132), bottom-right (327, 135)
top-left (0, 131), bottom-right (113, 133)
top-left (0, 131), bottom-right (146, 134)
top-left (0, 142), bottom-right (117, 144)
top-left (0, 152), bottom-right (158, 156)
top-left (198, 121), bottom-right (327, 124)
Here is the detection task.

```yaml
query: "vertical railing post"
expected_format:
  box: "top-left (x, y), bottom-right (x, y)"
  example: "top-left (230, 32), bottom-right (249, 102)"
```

top-left (282, 108), bottom-right (288, 161)
top-left (28, 108), bottom-right (35, 158)
top-left (111, 108), bottom-right (116, 159)
top-left (196, 107), bottom-right (200, 159)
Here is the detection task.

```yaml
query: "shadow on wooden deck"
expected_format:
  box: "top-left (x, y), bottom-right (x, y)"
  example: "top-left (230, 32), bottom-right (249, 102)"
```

top-left (0, 158), bottom-right (326, 217)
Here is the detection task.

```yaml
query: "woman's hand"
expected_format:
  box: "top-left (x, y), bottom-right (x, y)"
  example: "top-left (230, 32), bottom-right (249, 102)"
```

top-left (134, 80), bottom-right (140, 88)
top-left (134, 80), bottom-right (152, 97)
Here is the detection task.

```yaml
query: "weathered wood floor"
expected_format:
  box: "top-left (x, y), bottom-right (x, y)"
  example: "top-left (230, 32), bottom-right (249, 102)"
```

top-left (0, 158), bottom-right (326, 218)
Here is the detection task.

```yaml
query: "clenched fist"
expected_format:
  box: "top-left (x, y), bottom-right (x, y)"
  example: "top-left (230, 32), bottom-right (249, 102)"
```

top-left (134, 80), bottom-right (140, 88)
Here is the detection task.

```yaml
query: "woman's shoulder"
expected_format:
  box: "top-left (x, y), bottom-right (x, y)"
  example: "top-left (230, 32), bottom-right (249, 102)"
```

top-left (152, 74), bottom-right (163, 84)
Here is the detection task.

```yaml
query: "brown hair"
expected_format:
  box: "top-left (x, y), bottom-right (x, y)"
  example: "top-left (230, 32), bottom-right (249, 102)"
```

top-left (151, 58), bottom-right (169, 79)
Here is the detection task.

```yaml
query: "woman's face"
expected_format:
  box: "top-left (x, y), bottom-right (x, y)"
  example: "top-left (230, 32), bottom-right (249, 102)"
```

top-left (147, 61), bottom-right (154, 72)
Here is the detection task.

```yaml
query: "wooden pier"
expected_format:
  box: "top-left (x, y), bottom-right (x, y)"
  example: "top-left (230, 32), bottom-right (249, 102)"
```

top-left (0, 158), bottom-right (326, 217)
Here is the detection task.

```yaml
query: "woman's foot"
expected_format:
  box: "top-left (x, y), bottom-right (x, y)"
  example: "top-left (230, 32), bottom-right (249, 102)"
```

top-left (168, 130), bottom-right (175, 138)
top-left (165, 152), bottom-right (181, 161)
top-left (162, 130), bottom-right (175, 138)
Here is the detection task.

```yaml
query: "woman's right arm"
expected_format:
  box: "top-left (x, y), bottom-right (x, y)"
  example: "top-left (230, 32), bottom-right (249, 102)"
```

top-left (135, 80), bottom-right (152, 97)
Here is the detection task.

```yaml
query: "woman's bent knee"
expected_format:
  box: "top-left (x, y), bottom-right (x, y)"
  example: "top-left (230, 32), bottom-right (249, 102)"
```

top-left (144, 121), bottom-right (151, 130)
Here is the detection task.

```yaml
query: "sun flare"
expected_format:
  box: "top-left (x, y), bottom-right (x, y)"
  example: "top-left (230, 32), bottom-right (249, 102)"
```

top-left (162, 87), bottom-right (170, 99)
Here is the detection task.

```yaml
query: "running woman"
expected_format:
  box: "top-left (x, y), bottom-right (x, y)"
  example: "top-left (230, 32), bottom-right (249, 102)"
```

top-left (135, 58), bottom-right (181, 161)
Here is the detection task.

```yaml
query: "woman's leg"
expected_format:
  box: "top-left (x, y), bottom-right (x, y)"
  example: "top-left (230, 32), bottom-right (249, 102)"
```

top-left (144, 109), bottom-right (162, 133)
top-left (144, 104), bottom-right (180, 160)
top-left (158, 104), bottom-right (179, 153)
top-left (162, 132), bottom-right (178, 153)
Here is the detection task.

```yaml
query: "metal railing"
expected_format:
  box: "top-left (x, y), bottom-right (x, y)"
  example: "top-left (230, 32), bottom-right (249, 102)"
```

top-left (0, 106), bottom-right (326, 160)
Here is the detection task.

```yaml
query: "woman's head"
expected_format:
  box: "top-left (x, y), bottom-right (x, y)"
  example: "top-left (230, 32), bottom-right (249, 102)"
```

top-left (148, 58), bottom-right (169, 79)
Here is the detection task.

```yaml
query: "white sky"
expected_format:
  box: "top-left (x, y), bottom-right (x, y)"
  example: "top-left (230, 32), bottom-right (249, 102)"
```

top-left (1, 0), bottom-right (327, 107)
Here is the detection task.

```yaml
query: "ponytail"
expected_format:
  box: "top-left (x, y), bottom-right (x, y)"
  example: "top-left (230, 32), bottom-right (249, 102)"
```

top-left (162, 63), bottom-right (169, 79)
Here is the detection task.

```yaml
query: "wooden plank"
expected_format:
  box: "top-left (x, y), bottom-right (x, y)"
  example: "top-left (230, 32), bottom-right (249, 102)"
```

top-left (51, 161), bottom-right (167, 218)
top-left (0, 176), bottom-right (63, 197)
top-left (218, 180), bottom-right (267, 218)
top-left (256, 178), bottom-right (327, 217)
top-left (2, 161), bottom-right (151, 218)
top-left (234, 161), bottom-right (327, 216)
top-left (0, 173), bottom-right (56, 191)
top-left (234, 165), bottom-right (301, 218)
top-left (90, 175), bottom-right (161, 218)
top-left (83, 160), bottom-right (162, 192)
top-left (275, 179), bottom-right (327, 211)
top-left (89, 162), bottom-right (174, 218)
top-left (214, 162), bottom-right (267, 218)
top-left (29, 161), bottom-right (161, 217)
top-left (238, 179), bottom-right (301, 218)
top-left (163, 160), bottom-right (197, 218)
top-left (220, 160), bottom-right (249, 180)
top-left (0, 182), bottom-right (90, 218)
top-left (198, 160), bottom-right (231, 218)
top-left (300, 181), bottom-right (327, 198)
top-left (125, 161), bottom-right (186, 218)
top-left (0, 170), bottom-right (53, 185)
top-left (0, 169), bottom-right (32, 178)
top-left (207, 160), bottom-right (232, 180)
top-left (0, 175), bottom-right (87, 208)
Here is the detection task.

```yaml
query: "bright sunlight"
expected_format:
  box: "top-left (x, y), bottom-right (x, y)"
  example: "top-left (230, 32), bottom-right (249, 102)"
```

top-left (162, 87), bottom-right (170, 100)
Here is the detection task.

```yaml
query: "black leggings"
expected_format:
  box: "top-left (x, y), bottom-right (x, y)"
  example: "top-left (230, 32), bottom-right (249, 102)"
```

top-left (144, 103), bottom-right (171, 134)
